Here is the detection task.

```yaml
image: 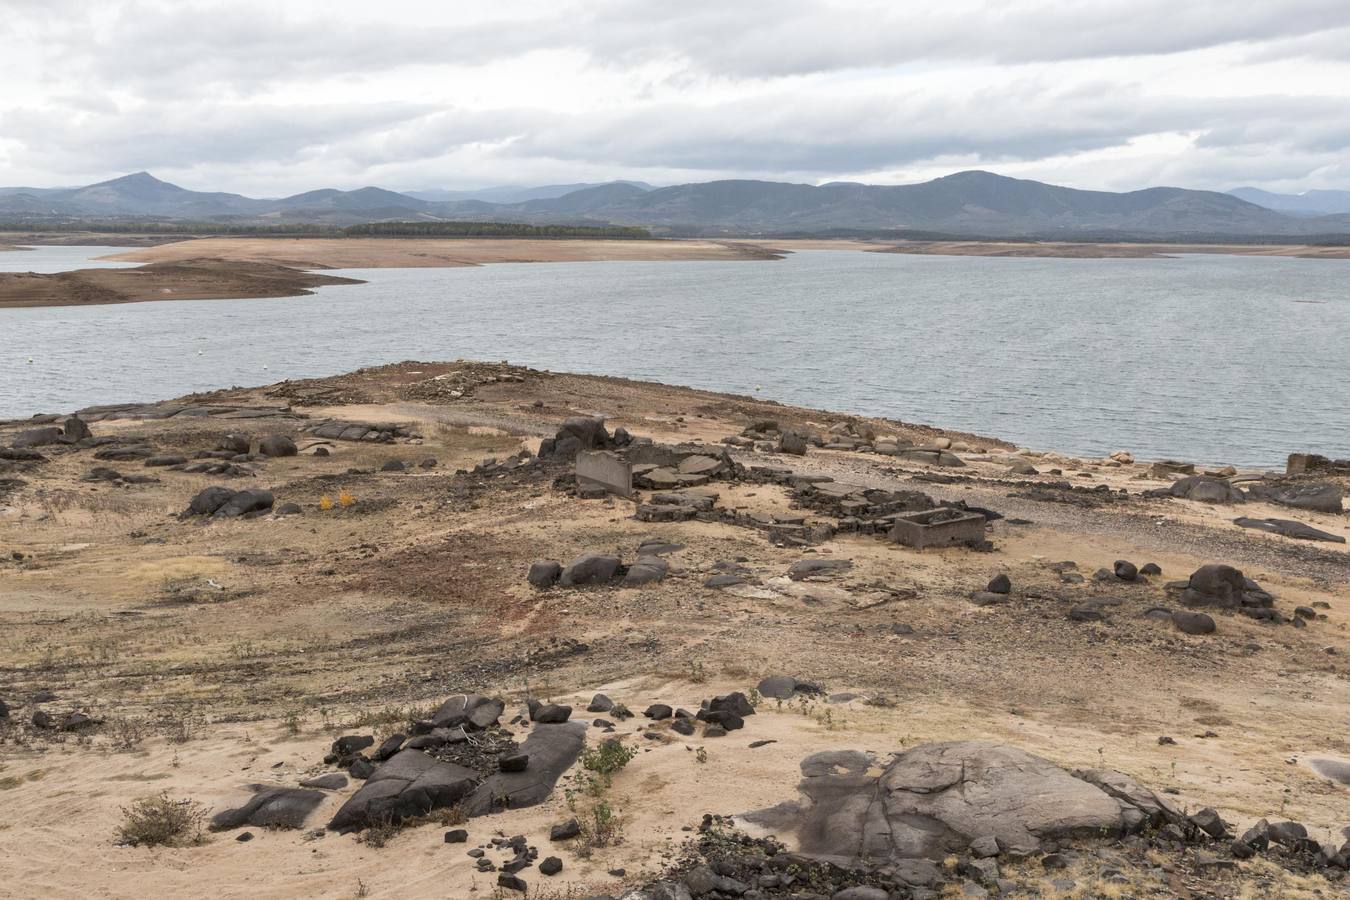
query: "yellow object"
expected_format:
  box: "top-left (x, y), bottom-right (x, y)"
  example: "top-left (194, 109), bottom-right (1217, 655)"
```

top-left (318, 495), bottom-right (333, 511)
top-left (338, 490), bottom-right (356, 507)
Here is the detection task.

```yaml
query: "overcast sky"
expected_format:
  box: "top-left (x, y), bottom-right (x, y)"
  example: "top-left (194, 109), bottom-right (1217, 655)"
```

top-left (3, 0), bottom-right (1349, 195)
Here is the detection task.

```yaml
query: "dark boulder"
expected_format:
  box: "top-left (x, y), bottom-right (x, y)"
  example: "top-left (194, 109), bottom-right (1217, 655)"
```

top-left (1167, 476), bottom-right (1245, 504)
top-left (586, 694), bottom-right (614, 713)
top-left (550, 818), bottom-right (580, 841)
top-left (559, 553), bottom-right (621, 587)
top-left (373, 734), bottom-right (405, 761)
top-left (462, 722), bottom-right (587, 816)
top-left (778, 429), bottom-right (809, 455)
top-left (707, 692), bottom-right (756, 718)
top-left (258, 435), bottom-right (298, 457)
top-left (300, 773), bottom-right (349, 790)
top-left (219, 434), bottom-right (252, 454)
top-left (1172, 611), bottom-right (1216, 635)
top-left (1181, 564), bottom-right (1246, 608)
top-left (1113, 560), bottom-right (1138, 581)
top-left (61, 417), bottom-right (92, 443)
top-left (212, 788), bottom-right (326, 831)
top-left (185, 486), bottom-right (238, 516)
top-left (527, 560), bottom-right (562, 588)
top-left (757, 675), bottom-right (799, 700)
top-left (644, 704), bottom-right (673, 720)
top-left (430, 694), bottom-right (504, 731)
top-left (12, 427), bottom-right (64, 449)
top-left (531, 704), bottom-right (572, 724)
top-left (1247, 481), bottom-right (1342, 514)
top-left (623, 555), bottom-right (669, 586)
top-left (328, 749), bottom-right (479, 831)
top-left (380, 459), bottom-right (406, 472)
top-left (144, 454), bottom-right (188, 467)
top-left (1234, 517), bottom-right (1345, 543)
top-left (986, 574), bottom-right (1011, 594)
top-left (499, 753), bottom-right (530, 773)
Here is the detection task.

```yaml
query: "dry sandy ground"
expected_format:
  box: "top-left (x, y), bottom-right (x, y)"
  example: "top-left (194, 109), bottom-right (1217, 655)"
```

top-left (1, 361), bottom-right (1347, 898)
top-left (108, 237), bottom-right (781, 269)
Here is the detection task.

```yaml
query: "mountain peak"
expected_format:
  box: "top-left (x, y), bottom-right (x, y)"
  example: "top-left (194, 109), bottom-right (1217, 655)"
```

top-left (99, 171), bottom-right (169, 187)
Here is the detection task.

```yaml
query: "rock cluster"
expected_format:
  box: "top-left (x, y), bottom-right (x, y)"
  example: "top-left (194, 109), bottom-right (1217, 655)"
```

top-left (528, 540), bottom-right (675, 589)
top-left (183, 486), bottom-right (276, 519)
top-left (1147, 473), bottom-right (1343, 514)
top-left (9, 416), bottom-right (93, 449)
top-left (729, 420), bottom-right (971, 467)
top-left (308, 420), bottom-right (419, 443)
top-left (316, 693), bottom-right (586, 832)
top-left (539, 416), bottom-right (633, 460)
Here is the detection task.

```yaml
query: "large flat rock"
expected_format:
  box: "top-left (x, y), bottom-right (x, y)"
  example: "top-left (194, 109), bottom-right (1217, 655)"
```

top-left (328, 749), bottom-right (478, 832)
top-left (746, 741), bottom-right (1177, 861)
top-left (212, 787), bottom-right (326, 831)
top-left (463, 722), bottom-right (587, 816)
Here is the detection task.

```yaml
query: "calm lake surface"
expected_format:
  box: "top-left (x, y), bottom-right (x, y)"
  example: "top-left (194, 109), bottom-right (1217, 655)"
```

top-left (2, 245), bottom-right (1347, 467)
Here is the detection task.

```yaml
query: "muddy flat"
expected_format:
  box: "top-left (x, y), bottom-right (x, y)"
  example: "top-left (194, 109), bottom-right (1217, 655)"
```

top-left (1, 361), bottom-right (1346, 898)
top-left (0, 258), bottom-right (361, 308)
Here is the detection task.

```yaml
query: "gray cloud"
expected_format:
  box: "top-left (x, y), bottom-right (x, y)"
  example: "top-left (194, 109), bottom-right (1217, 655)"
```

top-left (2, 0), bottom-right (1348, 193)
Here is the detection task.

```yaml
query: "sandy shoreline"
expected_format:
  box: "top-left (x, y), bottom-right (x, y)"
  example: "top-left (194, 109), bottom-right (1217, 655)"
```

top-left (3, 234), bottom-right (1348, 309)
top-left (106, 236), bottom-right (783, 269)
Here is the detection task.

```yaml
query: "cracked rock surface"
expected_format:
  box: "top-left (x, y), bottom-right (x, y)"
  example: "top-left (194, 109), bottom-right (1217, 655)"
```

top-left (746, 741), bottom-right (1179, 861)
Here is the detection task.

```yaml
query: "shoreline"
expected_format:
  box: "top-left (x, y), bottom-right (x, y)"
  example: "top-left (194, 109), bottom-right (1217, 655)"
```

top-left (3, 235), bottom-right (1349, 309)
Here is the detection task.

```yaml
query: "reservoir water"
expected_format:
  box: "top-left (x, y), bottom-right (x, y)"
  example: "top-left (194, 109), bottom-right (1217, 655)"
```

top-left (2, 245), bottom-right (1347, 467)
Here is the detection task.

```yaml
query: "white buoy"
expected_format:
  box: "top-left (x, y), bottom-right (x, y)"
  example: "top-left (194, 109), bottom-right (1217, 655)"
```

top-left (754, 384), bottom-right (762, 392)
top-left (27, 357), bottom-right (34, 364)
top-left (263, 364), bottom-right (269, 370)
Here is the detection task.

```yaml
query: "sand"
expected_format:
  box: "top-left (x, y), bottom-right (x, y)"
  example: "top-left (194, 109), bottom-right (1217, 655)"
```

top-left (1, 361), bottom-right (1346, 898)
top-left (107, 237), bottom-right (782, 269)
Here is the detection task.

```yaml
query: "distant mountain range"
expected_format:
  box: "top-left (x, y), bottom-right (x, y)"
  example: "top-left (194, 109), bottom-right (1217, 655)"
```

top-left (403, 181), bottom-right (654, 203)
top-left (1227, 187), bottom-right (1350, 216)
top-left (2, 170), bottom-right (1348, 238)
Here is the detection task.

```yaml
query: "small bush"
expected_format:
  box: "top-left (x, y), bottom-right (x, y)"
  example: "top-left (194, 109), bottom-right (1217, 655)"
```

top-left (117, 792), bottom-right (208, 847)
top-left (360, 818), bottom-right (399, 849)
top-left (578, 740), bottom-right (637, 792)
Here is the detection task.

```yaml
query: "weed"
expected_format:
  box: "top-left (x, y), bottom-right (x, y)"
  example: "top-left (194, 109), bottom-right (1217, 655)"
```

top-left (116, 792), bottom-right (208, 847)
top-left (108, 716), bottom-right (148, 751)
top-left (688, 659), bottom-right (707, 683)
top-left (695, 746), bottom-right (708, 764)
top-left (319, 495), bottom-right (334, 511)
top-left (338, 490), bottom-right (356, 507)
top-left (359, 817), bottom-right (399, 849)
top-left (577, 739), bottom-right (637, 793)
